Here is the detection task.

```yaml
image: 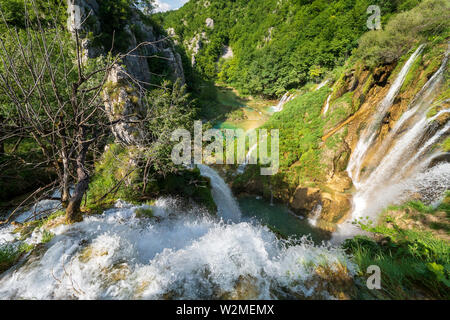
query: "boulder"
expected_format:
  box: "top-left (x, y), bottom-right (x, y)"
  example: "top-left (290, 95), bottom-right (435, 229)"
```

top-left (290, 187), bottom-right (321, 212)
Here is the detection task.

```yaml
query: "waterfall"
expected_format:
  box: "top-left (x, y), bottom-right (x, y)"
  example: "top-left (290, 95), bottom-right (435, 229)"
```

top-left (197, 164), bottom-right (242, 222)
top-left (347, 44), bottom-right (426, 184)
top-left (334, 46), bottom-right (449, 242)
top-left (308, 203), bottom-right (323, 227)
top-left (237, 142), bottom-right (258, 174)
top-left (0, 167), bottom-right (356, 300)
top-left (315, 79), bottom-right (329, 91)
top-left (268, 92), bottom-right (295, 113)
top-left (323, 94), bottom-right (332, 115)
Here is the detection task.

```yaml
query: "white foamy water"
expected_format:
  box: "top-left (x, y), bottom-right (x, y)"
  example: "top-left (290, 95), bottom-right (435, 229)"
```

top-left (323, 94), bottom-right (332, 115)
top-left (197, 164), bottom-right (242, 223)
top-left (267, 92), bottom-right (295, 113)
top-left (335, 45), bottom-right (449, 242)
top-left (0, 171), bottom-right (356, 300)
top-left (347, 45), bottom-right (426, 183)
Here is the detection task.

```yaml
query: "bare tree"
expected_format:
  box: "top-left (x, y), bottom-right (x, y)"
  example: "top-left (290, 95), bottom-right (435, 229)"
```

top-left (0, 0), bottom-right (120, 222)
top-left (0, 0), bottom-right (189, 224)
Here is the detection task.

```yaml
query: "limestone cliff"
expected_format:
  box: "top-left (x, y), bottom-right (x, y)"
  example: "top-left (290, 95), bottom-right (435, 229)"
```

top-left (67, 0), bottom-right (185, 146)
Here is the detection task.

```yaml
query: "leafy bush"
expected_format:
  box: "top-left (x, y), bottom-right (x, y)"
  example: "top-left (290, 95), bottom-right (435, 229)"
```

top-left (355, 0), bottom-right (450, 67)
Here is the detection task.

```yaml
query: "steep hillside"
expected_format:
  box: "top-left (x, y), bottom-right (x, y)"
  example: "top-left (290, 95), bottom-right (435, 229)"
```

top-left (231, 0), bottom-right (450, 233)
top-left (158, 0), bottom-right (423, 98)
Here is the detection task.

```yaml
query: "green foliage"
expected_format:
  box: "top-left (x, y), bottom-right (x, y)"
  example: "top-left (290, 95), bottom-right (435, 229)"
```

top-left (264, 87), bottom-right (330, 186)
top-left (87, 143), bottom-right (142, 211)
top-left (155, 167), bottom-right (217, 214)
top-left (0, 243), bottom-right (21, 274)
top-left (355, 0), bottom-right (450, 67)
top-left (0, 140), bottom-right (57, 201)
top-left (344, 219), bottom-right (450, 299)
top-left (0, 241), bottom-right (34, 274)
top-left (41, 230), bottom-right (55, 244)
top-left (160, 0), bottom-right (421, 97)
top-left (387, 194), bottom-right (450, 216)
top-left (442, 138), bottom-right (450, 152)
top-left (0, 0), bottom-right (67, 30)
top-left (94, 0), bottom-right (153, 52)
top-left (144, 80), bottom-right (197, 175)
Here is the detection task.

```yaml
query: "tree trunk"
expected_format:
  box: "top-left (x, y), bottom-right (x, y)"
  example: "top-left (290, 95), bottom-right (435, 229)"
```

top-left (0, 115), bottom-right (4, 155)
top-left (65, 172), bottom-right (88, 223)
top-left (66, 127), bottom-right (89, 224)
top-left (61, 151), bottom-right (71, 207)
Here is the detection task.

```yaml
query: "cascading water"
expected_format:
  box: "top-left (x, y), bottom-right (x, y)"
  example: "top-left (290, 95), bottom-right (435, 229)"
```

top-left (237, 143), bottom-right (258, 174)
top-left (0, 166), bottom-right (356, 300)
top-left (323, 94), bottom-right (332, 115)
top-left (347, 44), bottom-right (426, 184)
top-left (334, 45), bottom-right (450, 242)
top-left (315, 79), bottom-right (329, 91)
top-left (197, 164), bottom-right (242, 222)
top-left (268, 92), bottom-right (295, 113)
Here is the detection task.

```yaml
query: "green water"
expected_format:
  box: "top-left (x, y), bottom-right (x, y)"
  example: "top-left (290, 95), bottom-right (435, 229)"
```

top-left (212, 122), bottom-right (241, 130)
top-left (238, 196), bottom-right (330, 243)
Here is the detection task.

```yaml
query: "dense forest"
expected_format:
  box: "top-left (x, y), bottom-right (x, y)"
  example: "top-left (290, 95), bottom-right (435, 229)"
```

top-left (157, 0), bottom-right (424, 98)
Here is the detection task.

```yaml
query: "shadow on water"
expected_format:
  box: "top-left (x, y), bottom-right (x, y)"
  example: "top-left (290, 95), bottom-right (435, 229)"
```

top-left (238, 196), bottom-right (331, 244)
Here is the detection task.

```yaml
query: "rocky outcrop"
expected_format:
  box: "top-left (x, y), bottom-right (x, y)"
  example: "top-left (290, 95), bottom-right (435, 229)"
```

top-left (102, 66), bottom-right (146, 146)
top-left (185, 32), bottom-right (208, 66)
top-left (66, 0), bottom-right (185, 146)
top-left (290, 187), bottom-right (322, 213)
top-left (205, 18), bottom-right (214, 29)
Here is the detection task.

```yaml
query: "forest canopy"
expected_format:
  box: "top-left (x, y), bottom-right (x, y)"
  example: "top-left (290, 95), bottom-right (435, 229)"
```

top-left (157, 0), bottom-right (424, 98)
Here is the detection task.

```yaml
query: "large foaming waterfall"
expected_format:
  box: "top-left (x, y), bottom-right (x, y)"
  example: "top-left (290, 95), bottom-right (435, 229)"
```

top-left (0, 165), bottom-right (355, 299)
top-left (334, 45), bottom-right (450, 241)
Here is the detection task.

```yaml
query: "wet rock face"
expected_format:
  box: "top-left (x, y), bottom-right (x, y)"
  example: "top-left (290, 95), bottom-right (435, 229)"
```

top-left (290, 187), bottom-right (321, 212)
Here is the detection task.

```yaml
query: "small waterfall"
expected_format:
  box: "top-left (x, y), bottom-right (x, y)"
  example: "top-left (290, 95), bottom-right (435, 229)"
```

top-left (197, 164), bottom-right (242, 222)
top-left (315, 79), bottom-right (329, 91)
top-left (237, 143), bottom-right (258, 174)
top-left (347, 44), bottom-right (426, 184)
top-left (335, 46), bottom-right (449, 241)
top-left (269, 92), bottom-right (295, 113)
top-left (308, 203), bottom-right (323, 227)
top-left (323, 94), bottom-right (332, 115)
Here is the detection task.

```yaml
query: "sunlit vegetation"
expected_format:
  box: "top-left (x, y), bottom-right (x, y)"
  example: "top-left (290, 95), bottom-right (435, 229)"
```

top-left (158, 0), bottom-right (428, 98)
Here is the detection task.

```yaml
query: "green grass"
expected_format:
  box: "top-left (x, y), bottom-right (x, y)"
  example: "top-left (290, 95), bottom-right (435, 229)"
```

top-left (0, 242), bottom-right (34, 274)
top-left (442, 138), bottom-right (450, 152)
top-left (387, 194), bottom-right (450, 217)
top-left (134, 207), bottom-right (154, 219)
top-left (344, 216), bottom-right (450, 299)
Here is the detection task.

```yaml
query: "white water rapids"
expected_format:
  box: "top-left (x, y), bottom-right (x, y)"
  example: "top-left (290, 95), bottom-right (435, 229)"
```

top-left (334, 45), bottom-right (450, 241)
top-left (0, 166), bottom-right (355, 300)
